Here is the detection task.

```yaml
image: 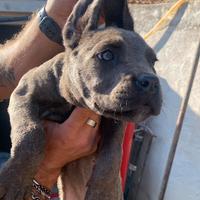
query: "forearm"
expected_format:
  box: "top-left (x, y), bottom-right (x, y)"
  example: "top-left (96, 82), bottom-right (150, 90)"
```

top-left (34, 167), bottom-right (60, 190)
top-left (0, 17), bottom-right (63, 99)
top-left (29, 169), bottom-right (60, 200)
top-left (0, 0), bottom-right (77, 100)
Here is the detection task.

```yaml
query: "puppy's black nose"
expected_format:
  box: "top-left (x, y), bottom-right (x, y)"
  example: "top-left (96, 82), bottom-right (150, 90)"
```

top-left (135, 73), bottom-right (159, 93)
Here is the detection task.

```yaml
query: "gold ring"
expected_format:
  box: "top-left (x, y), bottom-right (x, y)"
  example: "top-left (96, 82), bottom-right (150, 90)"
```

top-left (86, 118), bottom-right (97, 128)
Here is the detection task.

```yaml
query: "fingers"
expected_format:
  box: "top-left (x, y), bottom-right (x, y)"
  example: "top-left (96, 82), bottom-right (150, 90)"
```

top-left (68, 107), bottom-right (101, 124)
top-left (43, 108), bottom-right (101, 161)
top-left (64, 107), bottom-right (101, 132)
top-left (43, 107), bottom-right (101, 147)
top-left (61, 108), bottom-right (101, 155)
top-left (43, 107), bottom-right (100, 128)
top-left (43, 108), bottom-right (101, 138)
top-left (68, 107), bottom-right (101, 146)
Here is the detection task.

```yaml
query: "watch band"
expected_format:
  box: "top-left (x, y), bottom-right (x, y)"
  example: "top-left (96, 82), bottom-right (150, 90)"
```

top-left (38, 7), bottom-right (63, 46)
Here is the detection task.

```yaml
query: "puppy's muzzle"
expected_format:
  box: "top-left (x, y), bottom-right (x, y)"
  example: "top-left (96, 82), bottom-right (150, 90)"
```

top-left (134, 73), bottom-right (162, 115)
top-left (135, 73), bottom-right (159, 94)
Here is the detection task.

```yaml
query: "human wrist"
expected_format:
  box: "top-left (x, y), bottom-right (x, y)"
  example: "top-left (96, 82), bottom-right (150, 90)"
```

top-left (44, 7), bottom-right (66, 29)
top-left (32, 179), bottom-right (52, 200)
top-left (38, 7), bottom-right (64, 46)
top-left (34, 165), bottom-right (61, 189)
top-left (45, 0), bottom-right (77, 29)
top-left (44, 3), bottom-right (71, 30)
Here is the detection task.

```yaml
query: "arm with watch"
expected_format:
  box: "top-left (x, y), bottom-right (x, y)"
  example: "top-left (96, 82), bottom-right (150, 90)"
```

top-left (0, 0), bottom-right (100, 199)
top-left (0, 0), bottom-right (75, 99)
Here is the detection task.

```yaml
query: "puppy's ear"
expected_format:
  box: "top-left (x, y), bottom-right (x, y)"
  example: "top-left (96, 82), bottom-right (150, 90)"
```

top-left (103, 0), bottom-right (134, 31)
top-left (63, 0), bottom-right (103, 49)
top-left (123, 0), bottom-right (134, 31)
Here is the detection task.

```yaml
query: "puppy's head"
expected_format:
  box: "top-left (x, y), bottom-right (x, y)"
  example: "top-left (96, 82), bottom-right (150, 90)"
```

top-left (62, 0), bottom-right (162, 122)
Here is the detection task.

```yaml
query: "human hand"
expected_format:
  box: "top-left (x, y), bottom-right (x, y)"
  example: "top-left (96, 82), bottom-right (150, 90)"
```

top-left (35, 107), bottom-right (101, 189)
top-left (45, 0), bottom-right (77, 28)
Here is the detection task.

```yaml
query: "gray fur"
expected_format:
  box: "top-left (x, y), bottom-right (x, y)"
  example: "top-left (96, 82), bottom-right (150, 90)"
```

top-left (0, 66), bottom-right (15, 87)
top-left (0, 0), bottom-right (162, 199)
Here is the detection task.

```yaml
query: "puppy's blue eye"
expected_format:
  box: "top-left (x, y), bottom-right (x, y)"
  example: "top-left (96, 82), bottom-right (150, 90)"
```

top-left (97, 50), bottom-right (114, 61)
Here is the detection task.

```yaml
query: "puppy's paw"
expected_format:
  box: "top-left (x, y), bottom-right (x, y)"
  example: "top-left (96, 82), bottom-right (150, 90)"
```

top-left (0, 184), bottom-right (6, 199)
top-left (0, 184), bottom-right (31, 200)
top-left (0, 173), bottom-right (32, 200)
top-left (0, 160), bottom-right (32, 200)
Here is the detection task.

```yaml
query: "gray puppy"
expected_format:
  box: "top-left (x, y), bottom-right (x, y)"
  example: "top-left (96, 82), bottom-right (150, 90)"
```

top-left (0, 0), bottom-right (162, 199)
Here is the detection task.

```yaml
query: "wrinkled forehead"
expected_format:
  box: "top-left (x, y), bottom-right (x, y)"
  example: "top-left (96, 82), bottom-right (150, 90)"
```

top-left (80, 27), bottom-right (151, 54)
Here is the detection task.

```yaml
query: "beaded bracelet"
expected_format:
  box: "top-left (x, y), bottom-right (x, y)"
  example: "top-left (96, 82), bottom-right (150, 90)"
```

top-left (32, 179), bottom-right (51, 200)
top-left (31, 191), bottom-right (41, 200)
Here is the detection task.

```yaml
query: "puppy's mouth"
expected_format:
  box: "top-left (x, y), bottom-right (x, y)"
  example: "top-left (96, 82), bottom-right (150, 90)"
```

top-left (94, 102), bottom-right (153, 122)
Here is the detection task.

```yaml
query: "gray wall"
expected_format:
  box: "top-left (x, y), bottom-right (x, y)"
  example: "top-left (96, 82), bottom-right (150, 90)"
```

top-left (130, 1), bottom-right (200, 200)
